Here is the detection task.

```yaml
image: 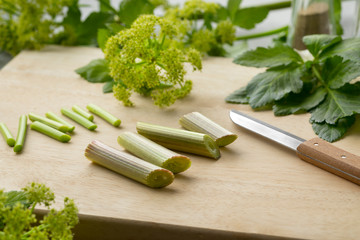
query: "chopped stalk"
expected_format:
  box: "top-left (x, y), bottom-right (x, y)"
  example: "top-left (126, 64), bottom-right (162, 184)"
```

top-left (136, 122), bottom-right (220, 159)
top-left (45, 111), bottom-right (75, 133)
top-left (179, 112), bottom-right (238, 147)
top-left (85, 140), bottom-right (174, 188)
top-left (117, 132), bottom-right (191, 174)
top-left (30, 121), bottom-right (71, 143)
top-left (86, 104), bottom-right (121, 127)
top-left (72, 105), bottom-right (94, 122)
top-left (28, 113), bottom-right (69, 133)
top-left (61, 108), bottom-right (97, 131)
top-left (0, 122), bottom-right (15, 147)
top-left (14, 115), bottom-right (27, 153)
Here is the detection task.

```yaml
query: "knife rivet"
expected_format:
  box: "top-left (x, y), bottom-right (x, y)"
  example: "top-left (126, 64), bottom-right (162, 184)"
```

top-left (341, 155), bottom-right (346, 159)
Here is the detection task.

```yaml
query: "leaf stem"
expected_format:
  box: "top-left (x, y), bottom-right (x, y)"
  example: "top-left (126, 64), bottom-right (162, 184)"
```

top-left (257, 1), bottom-right (292, 10)
top-left (0, 122), bottom-right (15, 147)
top-left (86, 103), bottom-right (121, 127)
top-left (235, 25), bottom-right (288, 41)
top-left (14, 115), bottom-right (27, 153)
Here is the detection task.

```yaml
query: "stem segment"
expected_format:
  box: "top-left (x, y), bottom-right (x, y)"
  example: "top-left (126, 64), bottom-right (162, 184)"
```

top-left (61, 108), bottom-right (97, 131)
top-left (30, 121), bottom-right (71, 143)
top-left (45, 111), bottom-right (75, 133)
top-left (0, 122), bottom-right (15, 147)
top-left (72, 105), bottom-right (94, 122)
top-left (14, 115), bottom-right (27, 153)
top-left (86, 104), bottom-right (121, 127)
top-left (28, 113), bottom-right (69, 133)
top-left (236, 26), bottom-right (288, 41)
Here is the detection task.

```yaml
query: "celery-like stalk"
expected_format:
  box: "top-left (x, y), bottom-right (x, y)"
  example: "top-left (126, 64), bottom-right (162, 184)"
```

top-left (14, 115), bottom-right (27, 153)
top-left (136, 122), bottom-right (220, 159)
top-left (72, 105), bottom-right (94, 122)
top-left (45, 111), bottom-right (75, 133)
top-left (85, 140), bottom-right (174, 188)
top-left (179, 112), bottom-right (238, 147)
top-left (61, 108), bottom-right (97, 131)
top-left (30, 121), bottom-right (71, 143)
top-left (86, 104), bottom-right (121, 127)
top-left (117, 132), bottom-right (191, 174)
top-left (0, 122), bottom-right (15, 147)
top-left (28, 113), bottom-right (69, 133)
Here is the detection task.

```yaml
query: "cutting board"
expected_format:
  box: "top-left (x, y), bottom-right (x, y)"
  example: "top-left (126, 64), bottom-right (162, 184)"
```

top-left (0, 45), bottom-right (359, 240)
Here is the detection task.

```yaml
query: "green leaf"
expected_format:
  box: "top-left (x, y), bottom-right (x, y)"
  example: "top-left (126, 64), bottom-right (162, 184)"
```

top-left (302, 34), bottom-right (341, 57)
top-left (273, 87), bottom-right (327, 116)
top-left (99, 0), bottom-right (116, 13)
top-left (62, 0), bottom-right (81, 27)
top-left (320, 38), bottom-right (360, 62)
top-left (310, 85), bottom-right (360, 124)
top-left (312, 116), bottom-right (356, 142)
top-left (119, 0), bottom-right (154, 27)
top-left (97, 28), bottom-right (111, 51)
top-left (225, 86), bottom-right (249, 104)
top-left (75, 59), bottom-right (112, 83)
top-left (233, 7), bottom-right (269, 30)
top-left (333, 0), bottom-right (343, 35)
top-left (77, 12), bottom-right (113, 45)
top-left (227, 0), bottom-right (242, 21)
top-left (246, 65), bottom-right (304, 108)
top-left (321, 56), bottom-right (360, 89)
top-left (215, 6), bottom-right (228, 21)
top-left (4, 191), bottom-right (31, 208)
top-left (106, 23), bottom-right (126, 34)
top-left (103, 80), bottom-right (114, 93)
top-left (224, 40), bottom-right (248, 58)
top-left (233, 44), bottom-right (303, 68)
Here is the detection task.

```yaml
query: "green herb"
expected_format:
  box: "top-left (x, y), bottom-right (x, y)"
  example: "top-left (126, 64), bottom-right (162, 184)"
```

top-left (30, 121), bottom-right (71, 143)
top-left (28, 112), bottom-right (70, 133)
top-left (0, 182), bottom-right (78, 239)
top-left (0, 122), bottom-right (15, 147)
top-left (86, 103), bottom-right (121, 127)
top-left (227, 35), bottom-right (360, 142)
top-left (14, 115), bottom-right (27, 153)
top-left (72, 105), bottom-right (94, 122)
top-left (118, 131), bottom-right (191, 174)
top-left (85, 140), bottom-right (174, 188)
top-left (45, 111), bottom-right (75, 133)
top-left (61, 108), bottom-right (97, 131)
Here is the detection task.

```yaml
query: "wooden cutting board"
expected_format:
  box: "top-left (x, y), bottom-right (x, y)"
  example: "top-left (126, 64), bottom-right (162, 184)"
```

top-left (0, 45), bottom-right (359, 240)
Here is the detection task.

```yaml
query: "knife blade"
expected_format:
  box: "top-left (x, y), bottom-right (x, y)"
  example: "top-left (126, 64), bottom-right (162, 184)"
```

top-left (230, 109), bottom-right (360, 186)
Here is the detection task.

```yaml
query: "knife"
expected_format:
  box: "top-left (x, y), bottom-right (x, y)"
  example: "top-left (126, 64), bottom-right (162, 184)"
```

top-left (229, 109), bottom-right (360, 186)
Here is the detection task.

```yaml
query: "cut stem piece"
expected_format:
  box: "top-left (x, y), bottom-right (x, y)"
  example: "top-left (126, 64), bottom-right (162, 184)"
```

top-left (14, 115), bottom-right (27, 153)
top-left (85, 140), bottom-right (174, 188)
top-left (117, 132), bottom-right (191, 174)
top-left (30, 121), bottom-right (71, 143)
top-left (179, 112), bottom-right (238, 147)
top-left (0, 122), bottom-right (15, 147)
top-left (45, 111), bottom-right (75, 133)
top-left (61, 108), bottom-right (97, 131)
top-left (72, 105), bottom-right (94, 122)
top-left (86, 104), bottom-right (121, 127)
top-left (136, 122), bottom-right (220, 159)
top-left (28, 113), bottom-right (69, 133)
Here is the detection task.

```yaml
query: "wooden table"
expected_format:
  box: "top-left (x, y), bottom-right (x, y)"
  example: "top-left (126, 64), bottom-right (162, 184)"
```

top-left (1, 46), bottom-right (359, 240)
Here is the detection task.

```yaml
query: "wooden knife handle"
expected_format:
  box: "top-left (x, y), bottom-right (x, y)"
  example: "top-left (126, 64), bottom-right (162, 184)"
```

top-left (296, 138), bottom-right (360, 185)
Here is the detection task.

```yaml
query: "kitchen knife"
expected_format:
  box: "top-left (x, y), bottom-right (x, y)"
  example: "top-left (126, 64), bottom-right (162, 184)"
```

top-left (229, 109), bottom-right (360, 186)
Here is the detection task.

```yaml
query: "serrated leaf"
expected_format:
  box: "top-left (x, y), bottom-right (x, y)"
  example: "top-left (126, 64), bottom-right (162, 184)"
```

top-left (103, 80), bottom-right (114, 93)
top-left (225, 86), bottom-right (249, 104)
top-left (320, 38), bottom-right (360, 62)
top-left (119, 0), bottom-right (154, 27)
top-left (227, 0), bottom-right (242, 21)
top-left (97, 28), bottom-right (111, 51)
top-left (4, 191), bottom-right (31, 208)
top-left (246, 65), bottom-right (303, 108)
top-left (233, 44), bottom-right (303, 68)
top-left (233, 7), bottom-right (269, 30)
top-left (273, 87), bottom-right (327, 116)
top-left (310, 85), bottom-right (360, 124)
top-left (312, 116), bottom-right (356, 142)
top-left (302, 34), bottom-right (341, 57)
top-left (75, 59), bottom-right (112, 83)
top-left (321, 56), bottom-right (360, 89)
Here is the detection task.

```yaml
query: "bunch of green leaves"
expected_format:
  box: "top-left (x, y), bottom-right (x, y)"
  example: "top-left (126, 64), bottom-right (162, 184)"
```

top-left (226, 35), bottom-right (360, 142)
top-left (0, 182), bottom-right (78, 239)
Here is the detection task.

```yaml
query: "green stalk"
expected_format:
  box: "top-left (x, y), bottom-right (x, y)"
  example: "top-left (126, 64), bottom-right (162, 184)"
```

top-left (0, 122), bottom-right (15, 147)
top-left (236, 26), bottom-right (288, 41)
top-left (14, 115), bottom-right (27, 153)
top-left (179, 112), bottom-right (237, 147)
top-left (117, 132), bottom-right (191, 174)
top-left (136, 122), bottom-right (220, 159)
top-left (45, 111), bottom-right (75, 133)
top-left (28, 113), bottom-right (69, 133)
top-left (30, 121), bottom-right (71, 143)
top-left (61, 108), bottom-right (97, 131)
top-left (85, 140), bottom-right (174, 188)
top-left (86, 104), bottom-right (121, 127)
top-left (257, 1), bottom-right (291, 10)
top-left (72, 105), bottom-right (94, 122)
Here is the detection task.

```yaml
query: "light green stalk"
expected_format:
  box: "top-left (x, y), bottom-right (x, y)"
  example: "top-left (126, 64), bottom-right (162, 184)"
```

top-left (86, 104), bottom-right (121, 127)
top-left (179, 112), bottom-right (237, 147)
top-left (85, 140), bottom-right (174, 188)
top-left (72, 105), bottom-right (94, 122)
top-left (0, 122), bottom-right (15, 147)
top-left (136, 122), bottom-right (220, 159)
top-left (117, 132), bottom-right (191, 174)
top-left (61, 108), bottom-right (97, 131)
top-left (28, 112), bottom-right (69, 133)
top-left (30, 121), bottom-right (71, 143)
top-left (14, 115), bottom-right (27, 153)
top-left (45, 111), bottom-right (75, 133)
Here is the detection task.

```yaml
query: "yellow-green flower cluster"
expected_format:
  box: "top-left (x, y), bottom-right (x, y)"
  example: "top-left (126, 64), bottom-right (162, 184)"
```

top-left (179, 0), bottom-right (219, 19)
top-left (105, 15), bottom-right (202, 107)
top-left (215, 20), bottom-right (236, 45)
